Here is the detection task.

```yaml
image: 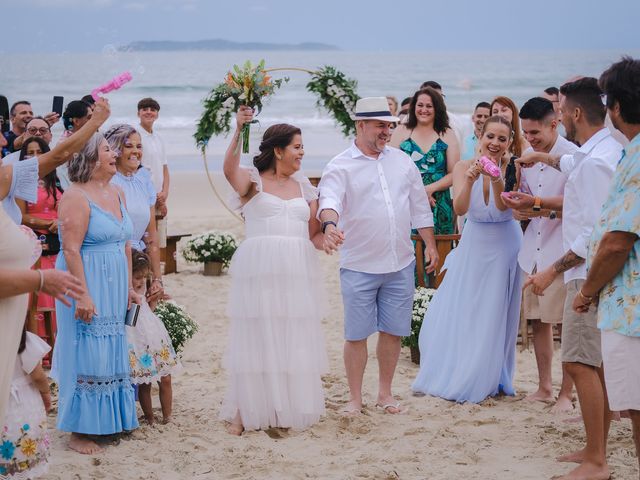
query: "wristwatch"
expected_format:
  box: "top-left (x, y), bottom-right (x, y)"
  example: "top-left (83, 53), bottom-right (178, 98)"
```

top-left (321, 221), bottom-right (337, 234)
top-left (549, 210), bottom-right (557, 220)
top-left (532, 196), bottom-right (542, 212)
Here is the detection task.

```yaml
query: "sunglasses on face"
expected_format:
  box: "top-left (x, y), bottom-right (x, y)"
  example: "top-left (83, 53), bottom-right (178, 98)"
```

top-left (27, 127), bottom-right (50, 135)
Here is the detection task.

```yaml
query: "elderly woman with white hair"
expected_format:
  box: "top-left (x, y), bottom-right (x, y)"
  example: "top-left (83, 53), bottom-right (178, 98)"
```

top-left (105, 124), bottom-right (163, 295)
top-left (53, 131), bottom-right (140, 455)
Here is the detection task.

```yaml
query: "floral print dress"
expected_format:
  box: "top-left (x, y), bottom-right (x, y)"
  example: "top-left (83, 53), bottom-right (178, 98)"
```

top-left (127, 293), bottom-right (182, 384)
top-left (0, 333), bottom-right (51, 479)
top-left (400, 137), bottom-right (454, 234)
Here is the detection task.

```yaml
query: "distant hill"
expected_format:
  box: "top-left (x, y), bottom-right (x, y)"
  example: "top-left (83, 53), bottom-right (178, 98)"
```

top-left (119, 39), bottom-right (340, 52)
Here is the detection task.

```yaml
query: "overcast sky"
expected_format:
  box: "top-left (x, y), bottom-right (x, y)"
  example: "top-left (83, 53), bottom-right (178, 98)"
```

top-left (3, 0), bottom-right (639, 53)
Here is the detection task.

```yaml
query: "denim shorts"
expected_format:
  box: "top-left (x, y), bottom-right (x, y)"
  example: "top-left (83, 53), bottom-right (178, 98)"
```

top-left (340, 260), bottom-right (415, 341)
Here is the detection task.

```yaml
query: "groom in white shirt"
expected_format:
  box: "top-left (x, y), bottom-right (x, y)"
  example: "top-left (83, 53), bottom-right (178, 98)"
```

top-left (319, 97), bottom-right (438, 415)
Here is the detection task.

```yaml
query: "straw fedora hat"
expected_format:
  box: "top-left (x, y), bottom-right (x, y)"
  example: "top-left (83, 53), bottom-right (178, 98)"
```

top-left (350, 96), bottom-right (399, 122)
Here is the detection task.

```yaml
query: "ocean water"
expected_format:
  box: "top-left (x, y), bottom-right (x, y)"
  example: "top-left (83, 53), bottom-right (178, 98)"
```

top-left (1, 49), bottom-right (637, 172)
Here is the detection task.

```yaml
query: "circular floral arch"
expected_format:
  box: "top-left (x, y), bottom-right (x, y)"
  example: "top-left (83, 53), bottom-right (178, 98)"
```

top-left (194, 61), bottom-right (359, 152)
top-left (193, 61), bottom-right (360, 220)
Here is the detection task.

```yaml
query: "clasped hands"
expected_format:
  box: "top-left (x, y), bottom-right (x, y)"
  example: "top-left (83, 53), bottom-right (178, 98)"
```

top-left (323, 224), bottom-right (345, 255)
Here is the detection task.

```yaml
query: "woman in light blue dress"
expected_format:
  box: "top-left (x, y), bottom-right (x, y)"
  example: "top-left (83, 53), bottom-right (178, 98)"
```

top-left (106, 124), bottom-right (179, 425)
top-left (412, 116), bottom-right (523, 403)
top-left (53, 133), bottom-right (139, 454)
top-left (105, 124), bottom-right (163, 287)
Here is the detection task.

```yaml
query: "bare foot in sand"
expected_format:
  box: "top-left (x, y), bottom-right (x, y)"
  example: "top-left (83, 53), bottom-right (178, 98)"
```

top-left (556, 448), bottom-right (585, 464)
top-left (553, 461), bottom-right (610, 479)
top-left (525, 389), bottom-right (554, 403)
top-left (226, 412), bottom-right (244, 436)
top-left (562, 415), bottom-right (583, 424)
top-left (226, 422), bottom-right (244, 436)
top-left (162, 416), bottom-right (171, 425)
top-left (551, 395), bottom-right (574, 414)
top-left (69, 433), bottom-right (103, 455)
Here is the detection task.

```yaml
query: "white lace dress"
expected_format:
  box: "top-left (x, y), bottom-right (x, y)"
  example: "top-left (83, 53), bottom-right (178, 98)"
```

top-left (219, 167), bottom-right (328, 431)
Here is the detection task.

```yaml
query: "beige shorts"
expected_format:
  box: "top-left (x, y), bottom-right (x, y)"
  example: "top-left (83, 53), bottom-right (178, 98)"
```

top-left (561, 279), bottom-right (602, 367)
top-left (601, 329), bottom-right (640, 411)
top-left (523, 268), bottom-right (567, 324)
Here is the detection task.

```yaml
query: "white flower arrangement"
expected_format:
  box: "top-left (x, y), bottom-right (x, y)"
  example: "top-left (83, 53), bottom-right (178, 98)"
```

top-left (154, 300), bottom-right (198, 354)
top-left (181, 230), bottom-right (238, 267)
top-left (402, 287), bottom-right (437, 348)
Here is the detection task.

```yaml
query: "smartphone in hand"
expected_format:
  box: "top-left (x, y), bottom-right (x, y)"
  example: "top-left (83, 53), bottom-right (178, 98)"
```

top-left (52, 96), bottom-right (64, 117)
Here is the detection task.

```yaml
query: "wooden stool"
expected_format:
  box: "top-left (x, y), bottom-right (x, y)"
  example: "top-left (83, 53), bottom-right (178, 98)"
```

top-left (411, 234), bottom-right (462, 288)
top-left (159, 233), bottom-right (192, 275)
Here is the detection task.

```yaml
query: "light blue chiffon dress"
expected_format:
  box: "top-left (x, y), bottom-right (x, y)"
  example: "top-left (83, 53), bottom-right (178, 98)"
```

top-left (52, 192), bottom-right (139, 434)
top-left (110, 168), bottom-right (156, 251)
top-left (412, 178), bottom-right (523, 403)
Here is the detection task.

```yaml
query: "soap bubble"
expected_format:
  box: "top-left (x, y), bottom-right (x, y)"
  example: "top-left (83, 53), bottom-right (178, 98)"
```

top-left (102, 44), bottom-right (118, 60)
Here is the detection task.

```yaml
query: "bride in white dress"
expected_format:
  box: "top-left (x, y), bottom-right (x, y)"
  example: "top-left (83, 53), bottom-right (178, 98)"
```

top-left (220, 106), bottom-right (334, 435)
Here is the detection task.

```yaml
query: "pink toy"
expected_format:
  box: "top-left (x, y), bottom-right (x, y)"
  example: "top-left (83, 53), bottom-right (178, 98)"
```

top-left (91, 71), bottom-right (133, 101)
top-left (478, 156), bottom-right (501, 177)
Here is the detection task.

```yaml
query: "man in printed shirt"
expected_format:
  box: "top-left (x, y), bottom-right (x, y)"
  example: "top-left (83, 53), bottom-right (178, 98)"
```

top-left (502, 97), bottom-right (577, 412)
top-left (319, 97), bottom-right (438, 416)
top-left (572, 57), bottom-right (640, 480)
top-left (517, 78), bottom-right (622, 480)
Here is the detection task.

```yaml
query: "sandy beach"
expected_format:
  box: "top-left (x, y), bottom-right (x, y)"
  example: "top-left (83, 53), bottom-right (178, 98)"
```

top-left (42, 171), bottom-right (636, 480)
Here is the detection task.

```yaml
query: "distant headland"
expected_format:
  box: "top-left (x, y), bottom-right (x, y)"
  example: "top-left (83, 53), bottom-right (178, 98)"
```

top-left (118, 39), bottom-right (340, 52)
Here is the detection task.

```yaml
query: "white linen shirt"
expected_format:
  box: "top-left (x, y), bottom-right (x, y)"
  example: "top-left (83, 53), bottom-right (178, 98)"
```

top-left (518, 135), bottom-right (577, 274)
top-left (318, 142), bottom-right (434, 274)
top-left (559, 128), bottom-right (621, 283)
top-left (139, 126), bottom-right (167, 194)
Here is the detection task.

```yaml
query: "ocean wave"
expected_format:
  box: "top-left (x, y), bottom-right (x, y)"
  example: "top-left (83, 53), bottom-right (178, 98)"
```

top-left (131, 85), bottom-right (211, 92)
top-left (107, 115), bottom-right (339, 129)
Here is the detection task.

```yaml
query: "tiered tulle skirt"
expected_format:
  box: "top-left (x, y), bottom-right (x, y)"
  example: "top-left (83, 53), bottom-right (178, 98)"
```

top-left (219, 236), bottom-right (328, 431)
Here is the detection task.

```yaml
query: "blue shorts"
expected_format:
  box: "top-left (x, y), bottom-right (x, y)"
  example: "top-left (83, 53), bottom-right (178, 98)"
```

top-left (340, 261), bottom-right (415, 341)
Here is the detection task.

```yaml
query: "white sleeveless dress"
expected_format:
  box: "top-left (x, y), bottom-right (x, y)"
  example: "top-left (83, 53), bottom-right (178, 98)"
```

top-left (219, 167), bottom-right (328, 431)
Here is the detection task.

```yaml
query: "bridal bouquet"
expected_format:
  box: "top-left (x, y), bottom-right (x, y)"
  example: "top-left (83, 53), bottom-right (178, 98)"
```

top-left (155, 300), bottom-right (198, 354)
top-left (402, 287), bottom-right (437, 349)
top-left (195, 60), bottom-right (288, 153)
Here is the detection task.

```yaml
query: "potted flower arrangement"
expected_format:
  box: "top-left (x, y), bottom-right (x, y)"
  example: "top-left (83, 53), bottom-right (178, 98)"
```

top-left (402, 287), bottom-right (436, 364)
top-left (181, 230), bottom-right (238, 276)
top-left (154, 300), bottom-right (198, 354)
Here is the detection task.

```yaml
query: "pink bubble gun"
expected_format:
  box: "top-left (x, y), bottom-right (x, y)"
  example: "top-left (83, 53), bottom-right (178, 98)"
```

top-left (91, 71), bottom-right (132, 101)
top-left (478, 155), bottom-right (501, 177)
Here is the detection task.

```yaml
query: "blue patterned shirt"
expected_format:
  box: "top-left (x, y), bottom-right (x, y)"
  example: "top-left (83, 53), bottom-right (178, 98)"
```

top-left (588, 133), bottom-right (640, 336)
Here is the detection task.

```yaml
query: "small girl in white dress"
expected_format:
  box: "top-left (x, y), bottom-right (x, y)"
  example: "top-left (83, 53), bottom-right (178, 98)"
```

top-left (127, 250), bottom-right (182, 424)
top-left (0, 328), bottom-right (51, 479)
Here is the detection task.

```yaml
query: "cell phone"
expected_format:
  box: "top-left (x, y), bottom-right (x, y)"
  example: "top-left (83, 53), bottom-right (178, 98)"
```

top-left (0, 95), bottom-right (9, 134)
top-left (52, 96), bottom-right (64, 117)
top-left (125, 303), bottom-right (141, 327)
